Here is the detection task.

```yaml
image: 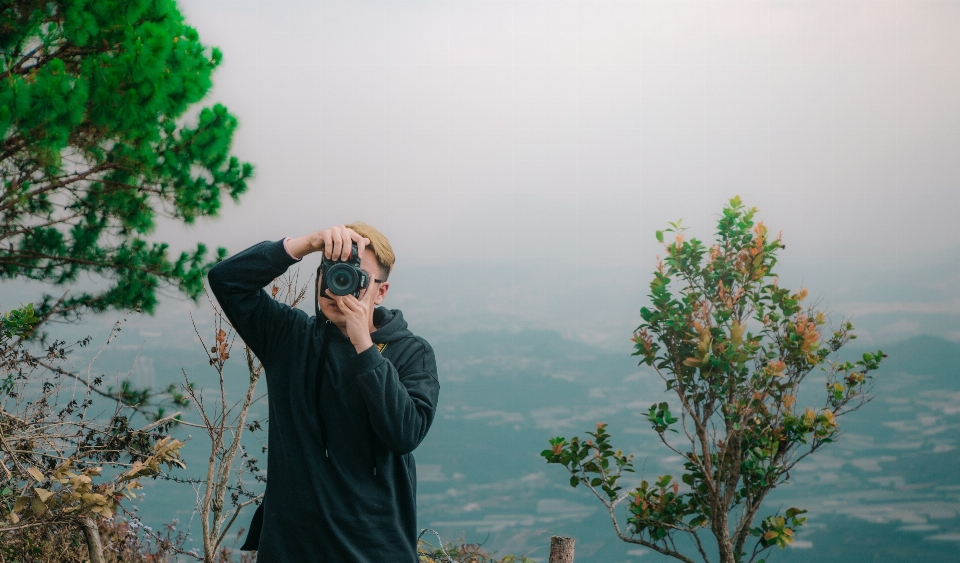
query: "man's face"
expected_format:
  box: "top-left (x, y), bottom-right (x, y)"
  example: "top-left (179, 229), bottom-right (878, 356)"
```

top-left (318, 250), bottom-right (389, 325)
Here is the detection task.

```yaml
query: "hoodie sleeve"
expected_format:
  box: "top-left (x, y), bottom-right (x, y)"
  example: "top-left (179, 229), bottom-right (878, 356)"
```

top-left (207, 240), bottom-right (304, 363)
top-left (352, 340), bottom-right (439, 455)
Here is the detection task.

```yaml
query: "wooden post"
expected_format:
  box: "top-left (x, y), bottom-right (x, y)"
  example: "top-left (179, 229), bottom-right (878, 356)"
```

top-left (80, 517), bottom-right (106, 563)
top-left (549, 536), bottom-right (575, 563)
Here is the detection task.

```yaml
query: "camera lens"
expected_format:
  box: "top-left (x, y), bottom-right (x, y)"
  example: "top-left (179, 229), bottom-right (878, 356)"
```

top-left (325, 263), bottom-right (358, 296)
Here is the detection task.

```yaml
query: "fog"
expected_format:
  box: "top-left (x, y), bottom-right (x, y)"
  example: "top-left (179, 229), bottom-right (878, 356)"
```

top-left (162, 1), bottom-right (960, 347)
top-left (169, 1), bottom-right (960, 246)
top-left (8, 1), bottom-right (960, 346)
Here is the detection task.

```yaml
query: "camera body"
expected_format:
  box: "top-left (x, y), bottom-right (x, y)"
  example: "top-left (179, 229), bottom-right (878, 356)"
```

top-left (319, 242), bottom-right (370, 299)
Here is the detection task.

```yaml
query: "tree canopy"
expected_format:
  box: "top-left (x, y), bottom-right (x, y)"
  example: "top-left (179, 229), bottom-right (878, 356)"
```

top-left (543, 197), bottom-right (885, 563)
top-left (0, 0), bottom-right (252, 320)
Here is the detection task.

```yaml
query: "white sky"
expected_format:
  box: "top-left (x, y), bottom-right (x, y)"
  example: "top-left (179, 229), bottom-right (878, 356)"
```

top-left (168, 1), bottom-right (960, 261)
top-left (150, 0), bottom-right (960, 345)
top-left (7, 1), bottom-right (960, 348)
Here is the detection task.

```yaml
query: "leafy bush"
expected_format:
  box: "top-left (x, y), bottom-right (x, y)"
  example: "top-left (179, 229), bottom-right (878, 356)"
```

top-left (543, 197), bottom-right (885, 563)
top-left (1, 304), bottom-right (186, 560)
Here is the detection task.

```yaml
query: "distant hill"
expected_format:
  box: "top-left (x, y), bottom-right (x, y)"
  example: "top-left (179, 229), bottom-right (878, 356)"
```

top-left (864, 334), bottom-right (960, 384)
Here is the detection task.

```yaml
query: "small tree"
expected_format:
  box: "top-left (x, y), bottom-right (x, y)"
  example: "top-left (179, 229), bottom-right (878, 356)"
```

top-left (0, 304), bottom-right (186, 562)
top-left (173, 274), bottom-right (308, 563)
top-left (543, 197), bottom-right (885, 563)
top-left (0, 0), bottom-right (253, 320)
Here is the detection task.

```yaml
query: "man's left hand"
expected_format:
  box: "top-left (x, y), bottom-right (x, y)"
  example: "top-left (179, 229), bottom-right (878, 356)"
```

top-left (336, 281), bottom-right (379, 354)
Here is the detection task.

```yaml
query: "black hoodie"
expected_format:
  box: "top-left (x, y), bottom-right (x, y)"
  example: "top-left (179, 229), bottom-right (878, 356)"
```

top-left (207, 240), bottom-right (440, 563)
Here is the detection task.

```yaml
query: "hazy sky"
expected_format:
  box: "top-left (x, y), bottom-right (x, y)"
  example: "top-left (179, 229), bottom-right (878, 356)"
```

top-left (8, 1), bottom-right (960, 348)
top-left (168, 0), bottom-right (958, 253)
top-left (152, 0), bottom-right (960, 345)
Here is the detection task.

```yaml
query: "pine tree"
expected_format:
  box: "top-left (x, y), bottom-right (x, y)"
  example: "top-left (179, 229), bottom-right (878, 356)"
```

top-left (0, 0), bottom-right (253, 319)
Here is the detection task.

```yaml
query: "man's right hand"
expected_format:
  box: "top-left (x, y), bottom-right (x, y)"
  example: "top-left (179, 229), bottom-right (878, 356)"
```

top-left (286, 226), bottom-right (370, 261)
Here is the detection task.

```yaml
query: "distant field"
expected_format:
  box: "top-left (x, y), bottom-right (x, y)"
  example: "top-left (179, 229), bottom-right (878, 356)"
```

top-left (104, 330), bottom-right (959, 562)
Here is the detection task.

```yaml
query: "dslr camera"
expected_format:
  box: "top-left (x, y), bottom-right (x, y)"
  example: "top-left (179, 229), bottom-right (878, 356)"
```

top-left (319, 242), bottom-right (370, 299)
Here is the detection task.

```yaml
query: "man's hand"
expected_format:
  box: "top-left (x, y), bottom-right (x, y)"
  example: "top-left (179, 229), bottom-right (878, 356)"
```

top-left (336, 278), bottom-right (380, 354)
top-left (286, 226), bottom-right (369, 261)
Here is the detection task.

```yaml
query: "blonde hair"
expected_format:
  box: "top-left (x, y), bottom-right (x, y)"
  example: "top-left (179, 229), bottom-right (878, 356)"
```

top-left (346, 221), bottom-right (395, 280)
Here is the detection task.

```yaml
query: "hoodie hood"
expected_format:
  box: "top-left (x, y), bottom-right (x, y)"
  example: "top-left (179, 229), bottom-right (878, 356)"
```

top-left (371, 308), bottom-right (413, 343)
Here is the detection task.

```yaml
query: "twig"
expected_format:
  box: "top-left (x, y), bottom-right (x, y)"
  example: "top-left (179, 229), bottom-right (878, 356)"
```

top-left (136, 412), bottom-right (182, 434)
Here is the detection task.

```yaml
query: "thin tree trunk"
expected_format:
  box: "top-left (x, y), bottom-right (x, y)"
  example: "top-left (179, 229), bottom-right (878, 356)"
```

top-left (549, 536), bottom-right (575, 563)
top-left (80, 517), bottom-right (105, 563)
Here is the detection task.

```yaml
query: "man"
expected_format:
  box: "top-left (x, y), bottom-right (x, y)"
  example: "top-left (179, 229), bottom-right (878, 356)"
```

top-left (208, 223), bottom-right (440, 562)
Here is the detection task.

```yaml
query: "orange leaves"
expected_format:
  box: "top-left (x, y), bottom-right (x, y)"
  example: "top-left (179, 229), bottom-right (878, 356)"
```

top-left (757, 512), bottom-right (803, 549)
top-left (674, 233), bottom-right (684, 247)
top-left (764, 359), bottom-right (786, 379)
top-left (551, 441), bottom-right (564, 456)
top-left (753, 221), bottom-right (768, 240)
top-left (821, 409), bottom-right (836, 427)
top-left (632, 328), bottom-right (654, 354)
top-left (209, 328), bottom-right (230, 362)
top-left (782, 395), bottom-right (796, 409)
top-left (709, 244), bottom-right (722, 261)
top-left (742, 221), bottom-right (769, 279)
top-left (792, 314), bottom-right (821, 359)
top-left (800, 406), bottom-right (838, 438)
top-left (845, 371), bottom-right (865, 386)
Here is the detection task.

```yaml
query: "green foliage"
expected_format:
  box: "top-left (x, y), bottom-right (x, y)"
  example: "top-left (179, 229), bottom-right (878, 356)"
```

top-left (750, 507), bottom-right (807, 551)
top-left (542, 423), bottom-right (634, 502)
top-left (1, 303), bottom-right (39, 394)
top-left (0, 0), bottom-right (252, 318)
top-left (1, 302), bottom-right (38, 340)
top-left (543, 197), bottom-right (885, 563)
